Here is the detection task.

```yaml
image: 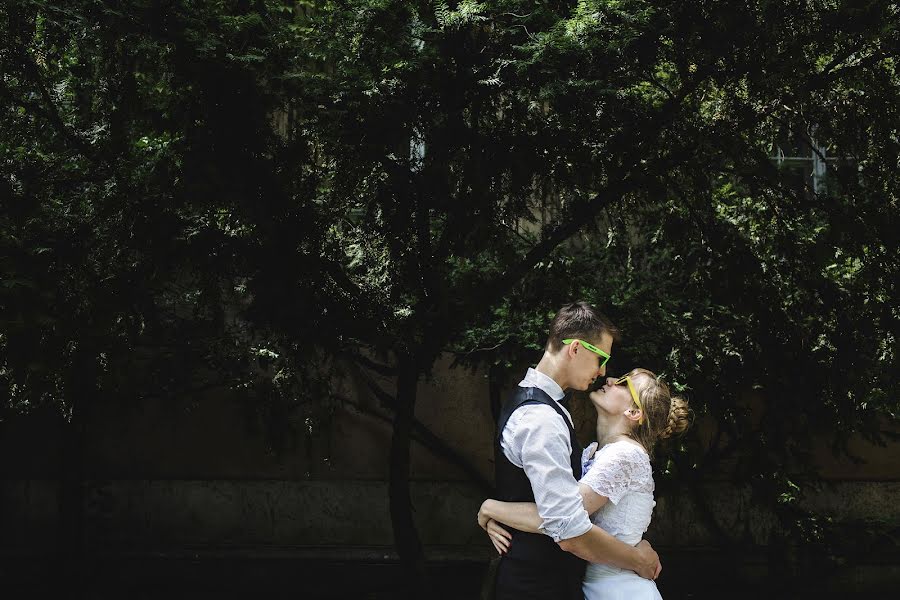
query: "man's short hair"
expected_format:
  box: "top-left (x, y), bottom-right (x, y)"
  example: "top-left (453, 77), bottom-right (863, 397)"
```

top-left (546, 301), bottom-right (621, 352)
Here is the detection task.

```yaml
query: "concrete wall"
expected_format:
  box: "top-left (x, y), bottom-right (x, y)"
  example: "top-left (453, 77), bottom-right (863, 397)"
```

top-left (1, 355), bottom-right (898, 590)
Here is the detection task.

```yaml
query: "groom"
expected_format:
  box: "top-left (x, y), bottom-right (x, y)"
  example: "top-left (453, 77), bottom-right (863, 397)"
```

top-left (490, 302), bottom-right (661, 600)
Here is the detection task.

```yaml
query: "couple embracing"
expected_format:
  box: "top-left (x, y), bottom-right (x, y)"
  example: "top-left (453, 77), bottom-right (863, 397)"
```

top-left (478, 302), bottom-right (691, 600)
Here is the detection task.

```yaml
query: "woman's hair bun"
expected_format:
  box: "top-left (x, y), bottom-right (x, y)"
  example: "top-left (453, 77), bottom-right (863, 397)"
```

top-left (660, 396), bottom-right (691, 439)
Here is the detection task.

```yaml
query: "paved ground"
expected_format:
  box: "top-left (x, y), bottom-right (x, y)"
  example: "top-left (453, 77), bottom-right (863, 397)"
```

top-left (3, 554), bottom-right (896, 599)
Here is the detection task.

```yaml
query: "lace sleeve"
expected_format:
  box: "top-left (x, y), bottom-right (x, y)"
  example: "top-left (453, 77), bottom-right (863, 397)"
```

top-left (579, 442), bottom-right (652, 505)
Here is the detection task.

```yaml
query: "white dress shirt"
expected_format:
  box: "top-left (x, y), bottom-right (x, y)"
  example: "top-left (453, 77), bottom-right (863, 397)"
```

top-left (499, 367), bottom-right (593, 542)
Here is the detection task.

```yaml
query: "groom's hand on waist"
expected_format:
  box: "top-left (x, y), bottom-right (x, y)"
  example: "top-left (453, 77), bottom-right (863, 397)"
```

top-left (635, 539), bottom-right (662, 580)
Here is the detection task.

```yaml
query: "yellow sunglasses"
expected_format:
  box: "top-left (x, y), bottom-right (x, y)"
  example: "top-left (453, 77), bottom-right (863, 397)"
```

top-left (614, 375), bottom-right (644, 425)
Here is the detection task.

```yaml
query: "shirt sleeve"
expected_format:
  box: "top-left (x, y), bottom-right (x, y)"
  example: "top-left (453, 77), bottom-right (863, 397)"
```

top-left (509, 405), bottom-right (593, 542)
top-left (579, 442), bottom-right (651, 505)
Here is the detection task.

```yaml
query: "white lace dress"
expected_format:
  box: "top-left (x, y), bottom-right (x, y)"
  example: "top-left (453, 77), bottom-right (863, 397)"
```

top-left (579, 440), bottom-right (662, 600)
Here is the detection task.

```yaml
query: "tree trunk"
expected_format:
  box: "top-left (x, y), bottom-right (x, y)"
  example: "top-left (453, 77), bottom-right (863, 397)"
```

top-left (57, 345), bottom-right (95, 598)
top-left (388, 356), bottom-right (431, 596)
top-left (488, 362), bottom-right (503, 426)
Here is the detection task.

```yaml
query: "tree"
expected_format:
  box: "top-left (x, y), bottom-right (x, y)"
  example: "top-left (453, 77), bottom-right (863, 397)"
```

top-left (2, 1), bottom-right (898, 595)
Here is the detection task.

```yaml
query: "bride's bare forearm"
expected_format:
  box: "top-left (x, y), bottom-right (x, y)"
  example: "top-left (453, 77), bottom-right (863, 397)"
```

top-left (481, 499), bottom-right (542, 533)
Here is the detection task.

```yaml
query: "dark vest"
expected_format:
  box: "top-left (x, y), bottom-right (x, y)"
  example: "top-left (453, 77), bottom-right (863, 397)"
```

top-left (494, 385), bottom-right (587, 599)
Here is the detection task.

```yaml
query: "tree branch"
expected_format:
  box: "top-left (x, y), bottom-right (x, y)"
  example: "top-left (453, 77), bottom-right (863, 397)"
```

top-left (354, 380), bottom-right (494, 495)
top-left (344, 350), bottom-right (397, 377)
top-left (446, 168), bottom-right (657, 337)
top-left (16, 46), bottom-right (94, 159)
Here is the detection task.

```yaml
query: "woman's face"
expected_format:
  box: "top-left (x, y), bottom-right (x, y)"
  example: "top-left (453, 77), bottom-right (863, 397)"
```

top-left (589, 375), bottom-right (639, 418)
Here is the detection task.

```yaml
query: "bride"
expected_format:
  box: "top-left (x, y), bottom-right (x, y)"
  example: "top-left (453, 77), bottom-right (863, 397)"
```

top-left (479, 368), bottom-right (691, 599)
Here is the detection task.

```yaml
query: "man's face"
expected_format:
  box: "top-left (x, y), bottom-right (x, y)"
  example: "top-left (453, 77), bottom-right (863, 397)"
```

top-left (568, 332), bottom-right (614, 391)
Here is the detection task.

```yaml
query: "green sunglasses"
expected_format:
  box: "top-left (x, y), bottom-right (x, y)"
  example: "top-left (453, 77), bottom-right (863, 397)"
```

top-left (562, 338), bottom-right (611, 368)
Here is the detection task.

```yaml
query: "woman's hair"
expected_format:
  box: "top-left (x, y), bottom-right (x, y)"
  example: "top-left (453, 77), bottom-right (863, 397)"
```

top-left (622, 368), bottom-right (691, 459)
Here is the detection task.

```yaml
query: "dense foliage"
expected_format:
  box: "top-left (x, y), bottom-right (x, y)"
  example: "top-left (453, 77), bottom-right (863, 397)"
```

top-left (2, 0), bottom-right (897, 590)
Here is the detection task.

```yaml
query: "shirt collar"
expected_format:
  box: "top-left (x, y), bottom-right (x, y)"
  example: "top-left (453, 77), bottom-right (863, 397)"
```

top-left (518, 367), bottom-right (566, 402)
